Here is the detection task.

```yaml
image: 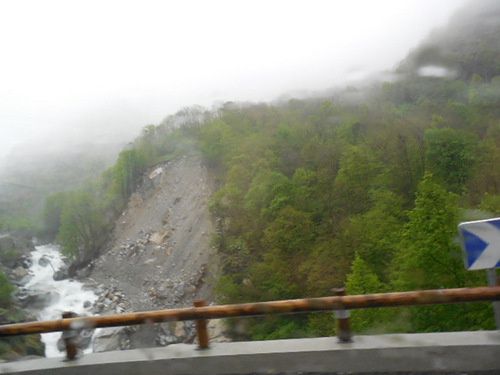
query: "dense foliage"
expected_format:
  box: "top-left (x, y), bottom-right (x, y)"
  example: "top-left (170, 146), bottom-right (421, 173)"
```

top-left (192, 75), bottom-right (499, 338)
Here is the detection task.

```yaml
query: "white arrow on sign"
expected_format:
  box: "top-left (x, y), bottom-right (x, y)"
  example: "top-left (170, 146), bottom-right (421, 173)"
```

top-left (466, 222), bottom-right (500, 270)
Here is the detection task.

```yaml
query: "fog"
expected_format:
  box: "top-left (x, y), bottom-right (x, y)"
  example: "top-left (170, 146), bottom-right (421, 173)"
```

top-left (0, 0), bottom-right (465, 164)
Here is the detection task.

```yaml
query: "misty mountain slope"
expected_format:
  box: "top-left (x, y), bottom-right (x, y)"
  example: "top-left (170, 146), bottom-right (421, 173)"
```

top-left (0, 141), bottom-right (125, 232)
top-left (398, 0), bottom-right (500, 80)
top-left (88, 154), bottom-right (218, 314)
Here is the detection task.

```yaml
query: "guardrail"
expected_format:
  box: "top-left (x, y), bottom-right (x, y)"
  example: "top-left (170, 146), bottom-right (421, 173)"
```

top-left (1, 286), bottom-right (500, 360)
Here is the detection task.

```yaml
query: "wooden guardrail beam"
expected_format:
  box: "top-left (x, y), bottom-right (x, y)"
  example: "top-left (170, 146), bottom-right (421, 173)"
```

top-left (1, 286), bottom-right (500, 337)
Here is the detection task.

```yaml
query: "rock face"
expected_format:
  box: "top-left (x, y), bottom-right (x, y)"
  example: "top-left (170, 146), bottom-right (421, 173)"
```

top-left (0, 234), bottom-right (34, 268)
top-left (88, 155), bottom-right (227, 351)
top-left (0, 234), bottom-right (35, 291)
top-left (11, 266), bottom-right (29, 281)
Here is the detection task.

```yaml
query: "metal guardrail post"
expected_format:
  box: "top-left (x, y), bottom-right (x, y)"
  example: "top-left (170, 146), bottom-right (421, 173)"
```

top-left (487, 269), bottom-right (500, 329)
top-left (332, 288), bottom-right (352, 343)
top-left (194, 300), bottom-right (209, 349)
top-left (61, 311), bottom-right (78, 360)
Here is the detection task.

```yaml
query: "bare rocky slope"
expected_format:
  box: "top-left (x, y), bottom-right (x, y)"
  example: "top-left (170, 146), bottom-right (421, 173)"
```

top-left (84, 154), bottom-right (226, 351)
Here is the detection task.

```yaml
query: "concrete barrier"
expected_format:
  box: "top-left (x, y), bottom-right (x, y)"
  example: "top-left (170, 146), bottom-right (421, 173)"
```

top-left (1, 330), bottom-right (500, 374)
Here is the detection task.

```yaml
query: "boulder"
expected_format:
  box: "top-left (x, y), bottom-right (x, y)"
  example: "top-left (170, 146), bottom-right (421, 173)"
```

top-left (38, 255), bottom-right (51, 267)
top-left (156, 324), bottom-right (177, 346)
top-left (53, 262), bottom-right (69, 280)
top-left (174, 321), bottom-right (185, 338)
top-left (75, 266), bottom-right (91, 279)
top-left (92, 327), bottom-right (125, 352)
top-left (20, 255), bottom-right (32, 269)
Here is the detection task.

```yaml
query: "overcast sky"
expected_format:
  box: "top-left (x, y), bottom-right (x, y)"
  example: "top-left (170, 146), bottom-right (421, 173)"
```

top-left (0, 0), bottom-right (466, 162)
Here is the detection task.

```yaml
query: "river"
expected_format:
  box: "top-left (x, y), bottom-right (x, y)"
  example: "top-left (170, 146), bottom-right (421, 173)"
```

top-left (23, 244), bottom-right (98, 357)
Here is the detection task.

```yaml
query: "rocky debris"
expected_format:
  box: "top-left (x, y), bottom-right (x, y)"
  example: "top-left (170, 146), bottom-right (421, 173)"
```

top-left (87, 156), bottom-right (224, 351)
top-left (91, 229), bottom-right (174, 264)
top-left (91, 322), bottom-right (196, 352)
top-left (150, 229), bottom-right (171, 245)
top-left (156, 325), bottom-right (178, 346)
top-left (120, 238), bottom-right (146, 257)
top-left (148, 166), bottom-right (163, 180)
top-left (146, 265), bottom-right (207, 307)
top-left (91, 286), bottom-right (129, 314)
top-left (115, 236), bottom-right (151, 259)
top-left (148, 319), bottom-right (227, 346)
top-left (157, 321), bottom-right (196, 345)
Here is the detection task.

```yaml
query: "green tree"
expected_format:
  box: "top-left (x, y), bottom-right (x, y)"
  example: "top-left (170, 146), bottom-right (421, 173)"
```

top-left (198, 119), bottom-right (232, 167)
top-left (346, 254), bottom-right (389, 332)
top-left (424, 128), bottom-right (476, 193)
top-left (332, 146), bottom-right (384, 216)
top-left (43, 192), bottom-right (67, 240)
top-left (110, 149), bottom-right (148, 206)
top-left (341, 190), bottom-right (405, 280)
top-left (392, 174), bottom-right (464, 290)
top-left (0, 271), bottom-right (13, 308)
top-left (391, 174), bottom-right (492, 331)
top-left (57, 191), bottom-right (108, 261)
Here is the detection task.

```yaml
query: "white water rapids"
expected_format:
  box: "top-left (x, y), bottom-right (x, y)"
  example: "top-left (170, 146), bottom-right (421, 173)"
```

top-left (24, 244), bottom-right (98, 357)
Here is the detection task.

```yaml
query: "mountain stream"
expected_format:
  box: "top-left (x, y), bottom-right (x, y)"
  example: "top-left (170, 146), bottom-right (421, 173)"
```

top-left (23, 244), bottom-right (97, 357)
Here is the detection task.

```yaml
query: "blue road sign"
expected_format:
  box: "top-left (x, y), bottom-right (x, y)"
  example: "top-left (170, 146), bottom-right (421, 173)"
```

top-left (458, 218), bottom-right (500, 270)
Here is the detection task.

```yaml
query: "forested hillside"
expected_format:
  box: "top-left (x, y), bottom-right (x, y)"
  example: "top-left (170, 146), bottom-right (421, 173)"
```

top-left (0, 142), bottom-right (123, 235)
top-left (37, 0), bottom-right (500, 340)
top-left (195, 77), bottom-right (500, 338)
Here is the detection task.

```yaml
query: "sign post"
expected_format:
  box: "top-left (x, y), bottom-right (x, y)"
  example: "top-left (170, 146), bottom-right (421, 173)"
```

top-left (486, 269), bottom-right (500, 329)
top-left (458, 218), bottom-right (500, 329)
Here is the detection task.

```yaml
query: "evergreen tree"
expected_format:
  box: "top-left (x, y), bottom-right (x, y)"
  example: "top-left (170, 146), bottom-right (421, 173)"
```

top-left (391, 174), bottom-right (492, 331)
top-left (346, 254), bottom-right (388, 332)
